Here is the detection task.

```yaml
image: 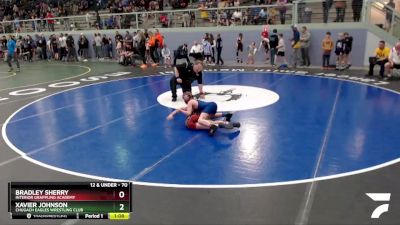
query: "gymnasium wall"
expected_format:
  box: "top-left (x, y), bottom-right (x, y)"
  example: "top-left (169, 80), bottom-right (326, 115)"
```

top-left (34, 24), bottom-right (378, 67)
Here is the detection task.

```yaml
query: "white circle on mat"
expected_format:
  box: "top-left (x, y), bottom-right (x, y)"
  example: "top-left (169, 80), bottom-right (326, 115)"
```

top-left (157, 85), bottom-right (279, 112)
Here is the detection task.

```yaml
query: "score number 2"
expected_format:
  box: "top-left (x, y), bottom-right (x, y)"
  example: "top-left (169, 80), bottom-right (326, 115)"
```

top-left (118, 191), bottom-right (126, 211)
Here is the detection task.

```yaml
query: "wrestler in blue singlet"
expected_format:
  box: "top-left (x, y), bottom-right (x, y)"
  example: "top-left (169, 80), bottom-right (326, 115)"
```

top-left (197, 100), bottom-right (217, 115)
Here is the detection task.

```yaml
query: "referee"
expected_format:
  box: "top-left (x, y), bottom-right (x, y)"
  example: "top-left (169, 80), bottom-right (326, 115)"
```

top-left (170, 61), bottom-right (204, 102)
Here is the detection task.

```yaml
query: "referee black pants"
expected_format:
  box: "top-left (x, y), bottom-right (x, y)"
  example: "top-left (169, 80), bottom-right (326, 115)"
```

top-left (170, 77), bottom-right (193, 99)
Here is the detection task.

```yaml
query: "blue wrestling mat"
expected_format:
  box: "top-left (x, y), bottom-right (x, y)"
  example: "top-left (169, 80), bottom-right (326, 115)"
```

top-left (3, 72), bottom-right (400, 186)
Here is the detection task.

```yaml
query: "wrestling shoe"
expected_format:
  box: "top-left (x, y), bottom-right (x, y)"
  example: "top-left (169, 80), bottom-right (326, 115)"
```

top-left (219, 123), bottom-right (234, 129)
top-left (232, 122), bottom-right (241, 128)
top-left (224, 112), bottom-right (233, 122)
top-left (209, 124), bottom-right (218, 136)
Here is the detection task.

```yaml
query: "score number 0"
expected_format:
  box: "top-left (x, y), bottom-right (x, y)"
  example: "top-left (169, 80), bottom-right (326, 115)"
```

top-left (119, 191), bottom-right (125, 211)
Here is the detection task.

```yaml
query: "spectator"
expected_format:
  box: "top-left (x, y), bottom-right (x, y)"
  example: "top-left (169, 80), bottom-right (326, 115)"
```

top-left (300, 26), bottom-right (311, 67)
top-left (162, 44), bottom-right (172, 68)
top-left (304, 6), bottom-right (313, 23)
top-left (78, 34), bottom-right (89, 61)
top-left (247, 42), bottom-right (257, 65)
top-left (124, 31), bottom-right (133, 49)
top-left (352, 0), bottom-right (363, 22)
top-left (367, 41), bottom-right (389, 78)
top-left (343, 32), bottom-right (353, 69)
top-left (291, 26), bottom-right (301, 68)
top-left (6, 35), bottom-right (20, 72)
top-left (250, 6), bottom-right (262, 25)
top-left (46, 36), bottom-right (53, 60)
top-left (116, 38), bottom-right (123, 59)
top-left (26, 35), bottom-right (34, 62)
top-left (202, 37), bottom-right (212, 65)
top-left (46, 11), bottom-right (55, 32)
top-left (135, 30), bottom-right (147, 68)
top-left (385, 0), bottom-right (395, 31)
top-left (182, 11), bottom-right (191, 27)
top-left (94, 33), bottom-right (102, 59)
top-left (147, 31), bottom-right (158, 64)
top-left (322, 32), bottom-right (334, 69)
top-left (189, 41), bottom-right (203, 60)
top-left (384, 42), bottom-right (400, 80)
top-left (232, 9), bottom-right (243, 25)
top-left (102, 34), bottom-right (111, 59)
top-left (276, 33), bottom-right (288, 67)
top-left (259, 29), bottom-right (270, 64)
top-left (59, 33), bottom-right (67, 61)
top-left (216, 33), bottom-right (224, 66)
top-left (297, 0), bottom-right (306, 23)
top-left (269, 29), bottom-right (279, 66)
top-left (154, 29), bottom-right (164, 64)
top-left (334, 33), bottom-right (345, 70)
top-left (209, 34), bottom-right (216, 63)
top-left (50, 34), bottom-right (59, 61)
top-left (174, 43), bottom-right (190, 65)
top-left (236, 33), bottom-right (244, 63)
top-left (66, 34), bottom-right (78, 62)
top-left (268, 7), bottom-right (278, 24)
top-left (277, 0), bottom-right (287, 25)
top-left (115, 31), bottom-right (123, 44)
top-left (334, 0), bottom-right (346, 23)
top-left (37, 33), bottom-right (47, 60)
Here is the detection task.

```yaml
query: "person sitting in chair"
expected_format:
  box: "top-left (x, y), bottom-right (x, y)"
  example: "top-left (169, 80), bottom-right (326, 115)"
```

top-left (366, 41), bottom-right (390, 78)
top-left (384, 42), bottom-right (400, 80)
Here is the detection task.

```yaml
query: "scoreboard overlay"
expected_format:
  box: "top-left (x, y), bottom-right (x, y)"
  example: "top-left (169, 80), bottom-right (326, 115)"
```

top-left (8, 182), bottom-right (132, 220)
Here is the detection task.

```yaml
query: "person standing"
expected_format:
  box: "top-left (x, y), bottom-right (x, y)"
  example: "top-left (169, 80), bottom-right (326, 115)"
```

top-left (385, 0), bottom-right (396, 31)
top-left (210, 34), bottom-right (216, 64)
top-left (334, 0), bottom-right (346, 23)
top-left (202, 38), bottom-right (212, 65)
top-left (323, 0), bottom-right (333, 23)
top-left (37, 34), bottom-right (47, 60)
top-left (66, 34), bottom-right (78, 62)
top-left (247, 42), bottom-right (257, 65)
top-left (259, 28), bottom-right (270, 64)
top-left (322, 32), bottom-right (334, 69)
top-left (236, 33), bottom-right (244, 63)
top-left (300, 26), bottom-right (311, 67)
top-left (335, 33), bottom-right (345, 70)
top-left (216, 34), bottom-right (224, 66)
top-left (297, 0), bottom-right (305, 23)
top-left (50, 35), bottom-right (59, 61)
top-left (276, 33), bottom-right (288, 68)
top-left (352, 0), bottom-right (363, 22)
top-left (94, 33), bottom-right (102, 59)
top-left (59, 33), bottom-right (67, 61)
top-left (161, 44), bottom-right (172, 68)
top-left (6, 35), bottom-right (20, 72)
top-left (277, 0), bottom-right (287, 25)
top-left (102, 34), bottom-right (110, 59)
top-left (269, 29), bottom-right (279, 67)
top-left (343, 32), bottom-right (353, 69)
top-left (291, 26), bottom-right (301, 68)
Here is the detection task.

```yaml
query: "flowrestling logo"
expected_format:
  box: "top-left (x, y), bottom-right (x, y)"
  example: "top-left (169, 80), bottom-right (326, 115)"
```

top-left (157, 85), bottom-right (280, 112)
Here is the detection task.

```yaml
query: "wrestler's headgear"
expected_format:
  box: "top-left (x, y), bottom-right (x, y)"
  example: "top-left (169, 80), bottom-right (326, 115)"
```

top-left (182, 91), bottom-right (193, 104)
